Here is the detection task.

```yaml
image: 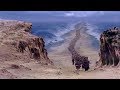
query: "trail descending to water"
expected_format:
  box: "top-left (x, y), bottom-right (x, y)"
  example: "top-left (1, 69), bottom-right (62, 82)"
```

top-left (68, 23), bottom-right (89, 69)
top-left (68, 23), bottom-right (85, 58)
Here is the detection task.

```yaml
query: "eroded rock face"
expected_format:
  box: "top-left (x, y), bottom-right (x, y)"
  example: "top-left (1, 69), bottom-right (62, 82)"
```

top-left (18, 37), bottom-right (50, 61)
top-left (99, 27), bottom-right (120, 66)
top-left (0, 20), bottom-right (52, 65)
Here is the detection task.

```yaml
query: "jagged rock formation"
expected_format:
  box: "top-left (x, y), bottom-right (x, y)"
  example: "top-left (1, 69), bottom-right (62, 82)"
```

top-left (99, 27), bottom-right (120, 66)
top-left (0, 20), bottom-right (53, 65)
top-left (17, 37), bottom-right (50, 61)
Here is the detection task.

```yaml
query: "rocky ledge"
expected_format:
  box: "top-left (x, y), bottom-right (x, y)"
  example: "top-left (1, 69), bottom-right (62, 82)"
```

top-left (0, 20), bottom-right (53, 65)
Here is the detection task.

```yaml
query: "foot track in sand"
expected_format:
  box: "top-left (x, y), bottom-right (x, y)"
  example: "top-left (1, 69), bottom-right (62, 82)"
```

top-left (68, 23), bottom-right (86, 62)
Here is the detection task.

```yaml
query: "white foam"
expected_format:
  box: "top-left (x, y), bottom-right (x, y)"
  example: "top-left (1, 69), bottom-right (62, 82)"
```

top-left (55, 23), bottom-right (75, 37)
top-left (47, 21), bottom-right (90, 45)
top-left (46, 22), bottom-right (100, 46)
top-left (86, 23), bottom-right (100, 41)
top-left (47, 23), bottom-right (76, 45)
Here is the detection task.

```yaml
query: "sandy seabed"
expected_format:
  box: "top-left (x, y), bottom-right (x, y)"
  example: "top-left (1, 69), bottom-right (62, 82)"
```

top-left (0, 23), bottom-right (120, 79)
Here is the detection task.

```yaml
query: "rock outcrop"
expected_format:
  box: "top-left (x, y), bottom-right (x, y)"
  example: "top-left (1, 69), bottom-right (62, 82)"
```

top-left (99, 27), bottom-right (120, 66)
top-left (0, 20), bottom-right (53, 65)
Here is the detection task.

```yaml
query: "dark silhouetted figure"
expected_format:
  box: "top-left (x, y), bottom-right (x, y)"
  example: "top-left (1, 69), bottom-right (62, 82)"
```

top-left (82, 58), bottom-right (90, 71)
top-left (72, 55), bottom-right (75, 65)
top-left (72, 58), bottom-right (74, 65)
top-left (74, 57), bottom-right (82, 70)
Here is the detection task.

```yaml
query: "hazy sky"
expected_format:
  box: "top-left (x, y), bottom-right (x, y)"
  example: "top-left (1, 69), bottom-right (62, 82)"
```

top-left (0, 11), bottom-right (120, 22)
top-left (26, 11), bottom-right (104, 17)
top-left (21, 11), bottom-right (120, 17)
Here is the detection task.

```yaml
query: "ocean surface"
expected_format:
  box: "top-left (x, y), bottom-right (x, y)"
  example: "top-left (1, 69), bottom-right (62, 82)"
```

top-left (0, 12), bottom-right (120, 52)
top-left (0, 12), bottom-right (119, 50)
top-left (86, 22), bottom-right (120, 40)
top-left (31, 21), bottom-right (76, 49)
top-left (31, 21), bottom-right (120, 50)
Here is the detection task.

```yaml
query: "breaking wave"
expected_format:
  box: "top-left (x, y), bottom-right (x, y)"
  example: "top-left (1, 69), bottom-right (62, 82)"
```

top-left (86, 23), bottom-right (100, 41)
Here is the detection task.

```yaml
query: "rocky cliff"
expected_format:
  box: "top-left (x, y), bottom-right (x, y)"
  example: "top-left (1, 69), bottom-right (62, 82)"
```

top-left (0, 20), bottom-right (53, 65)
top-left (99, 27), bottom-right (120, 66)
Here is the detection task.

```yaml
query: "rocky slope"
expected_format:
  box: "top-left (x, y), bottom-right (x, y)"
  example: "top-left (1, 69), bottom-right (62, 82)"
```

top-left (0, 20), bottom-right (54, 79)
top-left (99, 27), bottom-right (120, 66)
top-left (0, 20), bottom-right (52, 64)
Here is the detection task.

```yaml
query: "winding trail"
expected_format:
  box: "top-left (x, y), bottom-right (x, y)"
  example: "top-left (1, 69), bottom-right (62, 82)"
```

top-left (68, 23), bottom-right (86, 63)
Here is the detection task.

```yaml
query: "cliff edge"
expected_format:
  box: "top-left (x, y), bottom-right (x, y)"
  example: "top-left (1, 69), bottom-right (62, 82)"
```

top-left (99, 27), bottom-right (120, 66)
top-left (0, 20), bottom-right (52, 64)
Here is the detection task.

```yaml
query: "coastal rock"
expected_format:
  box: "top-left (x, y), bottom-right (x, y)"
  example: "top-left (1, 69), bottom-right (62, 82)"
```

top-left (0, 20), bottom-right (52, 65)
top-left (99, 27), bottom-right (120, 66)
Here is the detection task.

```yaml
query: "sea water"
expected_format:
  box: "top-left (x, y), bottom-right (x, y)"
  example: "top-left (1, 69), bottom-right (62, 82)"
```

top-left (31, 21), bottom-right (120, 50)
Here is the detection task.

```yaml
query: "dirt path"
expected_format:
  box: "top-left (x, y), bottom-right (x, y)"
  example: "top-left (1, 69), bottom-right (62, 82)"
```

top-left (68, 23), bottom-right (85, 59)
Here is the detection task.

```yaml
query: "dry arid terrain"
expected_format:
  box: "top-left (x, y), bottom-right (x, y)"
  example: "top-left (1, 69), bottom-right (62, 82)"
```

top-left (0, 20), bottom-right (120, 79)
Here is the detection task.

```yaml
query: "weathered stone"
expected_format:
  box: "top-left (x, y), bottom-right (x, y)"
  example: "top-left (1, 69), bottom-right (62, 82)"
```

top-left (99, 27), bottom-right (120, 66)
top-left (0, 20), bottom-right (52, 65)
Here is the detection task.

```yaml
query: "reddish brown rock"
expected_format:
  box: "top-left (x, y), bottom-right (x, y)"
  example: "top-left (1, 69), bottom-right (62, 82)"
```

top-left (99, 27), bottom-right (120, 66)
top-left (0, 20), bottom-right (52, 65)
